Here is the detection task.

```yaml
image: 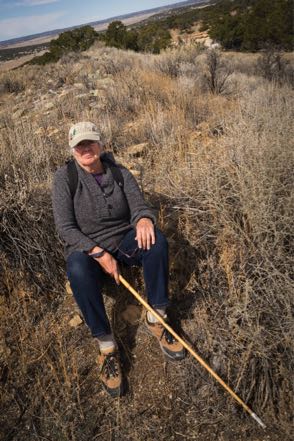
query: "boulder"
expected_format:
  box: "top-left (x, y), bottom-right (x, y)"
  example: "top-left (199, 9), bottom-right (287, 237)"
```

top-left (12, 108), bottom-right (26, 119)
top-left (43, 102), bottom-right (54, 111)
top-left (125, 142), bottom-right (148, 158)
top-left (65, 281), bottom-right (72, 296)
top-left (90, 89), bottom-right (101, 97)
top-left (69, 314), bottom-right (83, 328)
top-left (73, 83), bottom-right (85, 90)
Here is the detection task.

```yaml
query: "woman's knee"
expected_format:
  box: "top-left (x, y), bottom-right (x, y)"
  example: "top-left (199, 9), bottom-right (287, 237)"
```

top-left (150, 229), bottom-right (168, 254)
top-left (66, 251), bottom-right (102, 282)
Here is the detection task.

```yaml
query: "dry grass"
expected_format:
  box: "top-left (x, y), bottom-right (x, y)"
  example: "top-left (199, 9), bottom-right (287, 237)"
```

top-left (0, 45), bottom-right (293, 440)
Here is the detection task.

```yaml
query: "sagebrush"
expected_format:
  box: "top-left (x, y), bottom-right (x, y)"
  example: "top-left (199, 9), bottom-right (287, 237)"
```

top-left (0, 45), bottom-right (293, 441)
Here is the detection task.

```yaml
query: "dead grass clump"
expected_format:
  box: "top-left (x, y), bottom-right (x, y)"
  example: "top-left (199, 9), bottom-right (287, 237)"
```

top-left (256, 50), bottom-right (294, 86)
top-left (144, 80), bottom-right (293, 432)
top-left (153, 45), bottom-right (203, 78)
top-left (202, 49), bottom-right (233, 95)
top-left (0, 119), bottom-right (66, 292)
top-left (0, 283), bottom-right (101, 440)
top-left (0, 75), bottom-right (25, 94)
top-left (0, 64), bottom-right (43, 93)
top-left (223, 52), bottom-right (259, 76)
top-left (94, 46), bottom-right (140, 76)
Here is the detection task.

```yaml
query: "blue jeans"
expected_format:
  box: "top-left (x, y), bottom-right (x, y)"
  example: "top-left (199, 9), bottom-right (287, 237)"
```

top-left (66, 228), bottom-right (169, 337)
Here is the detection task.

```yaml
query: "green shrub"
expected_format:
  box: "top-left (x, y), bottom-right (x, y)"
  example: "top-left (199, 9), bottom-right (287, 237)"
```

top-left (137, 24), bottom-right (171, 54)
top-left (30, 50), bottom-right (60, 65)
top-left (104, 20), bottom-right (129, 49)
top-left (102, 20), bottom-right (171, 54)
top-left (30, 25), bottom-right (98, 65)
top-left (203, 0), bottom-right (293, 51)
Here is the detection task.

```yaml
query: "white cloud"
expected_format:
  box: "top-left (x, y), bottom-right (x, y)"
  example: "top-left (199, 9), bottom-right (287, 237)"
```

top-left (0, 11), bottom-right (65, 40)
top-left (17, 0), bottom-right (60, 6)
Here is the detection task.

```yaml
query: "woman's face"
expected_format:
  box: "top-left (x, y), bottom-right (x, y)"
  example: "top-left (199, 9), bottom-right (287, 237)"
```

top-left (72, 140), bottom-right (103, 168)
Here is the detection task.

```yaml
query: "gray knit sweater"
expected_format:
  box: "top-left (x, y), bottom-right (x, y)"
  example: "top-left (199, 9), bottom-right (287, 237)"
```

top-left (52, 155), bottom-right (156, 258)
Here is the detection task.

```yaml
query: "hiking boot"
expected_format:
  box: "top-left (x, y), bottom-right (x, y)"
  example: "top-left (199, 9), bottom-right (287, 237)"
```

top-left (145, 314), bottom-right (186, 361)
top-left (97, 348), bottom-right (122, 398)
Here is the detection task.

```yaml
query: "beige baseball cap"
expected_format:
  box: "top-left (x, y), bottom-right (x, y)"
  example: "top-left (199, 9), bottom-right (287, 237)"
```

top-left (69, 121), bottom-right (101, 148)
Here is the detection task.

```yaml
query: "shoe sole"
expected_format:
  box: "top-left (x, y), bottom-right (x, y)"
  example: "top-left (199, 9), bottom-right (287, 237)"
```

top-left (160, 343), bottom-right (186, 361)
top-left (102, 382), bottom-right (123, 398)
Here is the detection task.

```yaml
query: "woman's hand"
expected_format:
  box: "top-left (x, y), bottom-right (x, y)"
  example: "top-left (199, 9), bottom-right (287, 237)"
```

top-left (135, 218), bottom-right (155, 250)
top-left (89, 248), bottom-right (120, 285)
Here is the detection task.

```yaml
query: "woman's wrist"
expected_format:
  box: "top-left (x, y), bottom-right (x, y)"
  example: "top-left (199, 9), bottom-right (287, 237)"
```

top-left (88, 246), bottom-right (105, 258)
top-left (89, 249), bottom-right (105, 259)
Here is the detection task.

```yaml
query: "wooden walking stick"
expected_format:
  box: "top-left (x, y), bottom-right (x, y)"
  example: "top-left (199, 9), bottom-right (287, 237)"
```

top-left (119, 274), bottom-right (266, 429)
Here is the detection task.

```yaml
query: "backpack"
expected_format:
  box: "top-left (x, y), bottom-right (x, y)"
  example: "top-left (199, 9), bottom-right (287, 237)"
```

top-left (66, 155), bottom-right (124, 198)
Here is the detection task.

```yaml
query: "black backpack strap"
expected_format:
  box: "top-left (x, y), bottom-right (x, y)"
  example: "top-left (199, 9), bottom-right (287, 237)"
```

top-left (101, 156), bottom-right (124, 189)
top-left (66, 159), bottom-right (78, 198)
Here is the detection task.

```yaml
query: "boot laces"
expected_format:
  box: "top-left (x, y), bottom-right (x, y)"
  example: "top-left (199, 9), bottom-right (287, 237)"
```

top-left (101, 352), bottom-right (120, 379)
top-left (160, 327), bottom-right (176, 345)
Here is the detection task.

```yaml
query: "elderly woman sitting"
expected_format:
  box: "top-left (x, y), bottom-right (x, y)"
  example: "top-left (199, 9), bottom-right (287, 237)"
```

top-left (52, 121), bottom-right (185, 398)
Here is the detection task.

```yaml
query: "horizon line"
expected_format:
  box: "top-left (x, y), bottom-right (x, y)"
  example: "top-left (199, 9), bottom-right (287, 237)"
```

top-left (0, 0), bottom-right (206, 45)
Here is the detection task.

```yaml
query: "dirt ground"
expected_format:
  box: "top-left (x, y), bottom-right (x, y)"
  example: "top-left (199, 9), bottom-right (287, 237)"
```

top-left (57, 283), bottom-right (291, 441)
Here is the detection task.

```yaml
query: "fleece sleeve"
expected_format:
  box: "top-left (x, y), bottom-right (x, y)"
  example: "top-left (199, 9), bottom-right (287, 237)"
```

top-left (52, 167), bottom-right (97, 252)
top-left (120, 167), bottom-right (157, 226)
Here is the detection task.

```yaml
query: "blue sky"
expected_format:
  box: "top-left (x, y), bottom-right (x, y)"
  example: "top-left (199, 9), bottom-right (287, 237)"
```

top-left (0, 0), bottom-right (181, 41)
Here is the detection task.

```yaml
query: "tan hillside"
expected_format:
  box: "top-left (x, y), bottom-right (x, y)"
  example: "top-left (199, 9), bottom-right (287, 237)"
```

top-left (0, 42), bottom-right (293, 440)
